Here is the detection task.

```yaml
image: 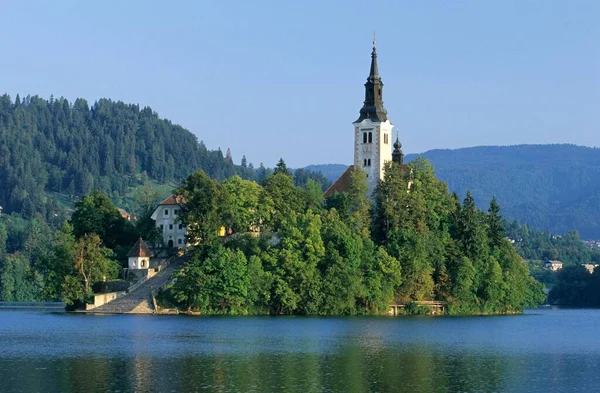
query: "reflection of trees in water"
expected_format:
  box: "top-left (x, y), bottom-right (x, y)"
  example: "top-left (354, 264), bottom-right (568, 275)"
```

top-left (0, 348), bottom-right (525, 393)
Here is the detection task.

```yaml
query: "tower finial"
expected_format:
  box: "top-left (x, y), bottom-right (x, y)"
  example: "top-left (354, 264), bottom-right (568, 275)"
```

top-left (372, 30), bottom-right (376, 48)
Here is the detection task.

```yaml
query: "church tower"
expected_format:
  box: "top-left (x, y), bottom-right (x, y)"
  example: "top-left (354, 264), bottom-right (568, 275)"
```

top-left (354, 38), bottom-right (394, 193)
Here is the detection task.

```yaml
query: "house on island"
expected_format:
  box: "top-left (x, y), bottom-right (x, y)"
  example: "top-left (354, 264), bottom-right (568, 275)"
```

top-left (545, 260), bottom-right (563, 271)
top-left (582, 264), bottom-right (599, 274)
top-left (151, 195), bottom-right (186, 248)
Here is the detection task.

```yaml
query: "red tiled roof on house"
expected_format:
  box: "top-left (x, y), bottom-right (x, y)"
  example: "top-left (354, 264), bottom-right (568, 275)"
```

top-left (158, 195), bottom-right (182, 205)
top-left (323, 165), bottom-right (355, 198)
top-left (127, 238), bottom-right (152, 258)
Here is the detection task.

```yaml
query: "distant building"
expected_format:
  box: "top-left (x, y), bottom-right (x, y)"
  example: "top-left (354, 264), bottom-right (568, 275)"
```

top-left (582, 264), bottom-right (599, 274)
top-left (545, 260), bottom-right (563, 271)
top-left (150, 195), bottom-right (186, 248)
top-left (117, 208), bottom-right (131, 222)
top-left (0, 205), bottom-right (3, 216)
top-left (127, 238), bottom-right (152, 270)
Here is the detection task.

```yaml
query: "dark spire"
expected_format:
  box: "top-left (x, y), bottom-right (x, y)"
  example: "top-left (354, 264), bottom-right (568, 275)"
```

top-left (355, 37), bottom-right (388, 123)
top-left (392, 136), bottom-right (404, 165)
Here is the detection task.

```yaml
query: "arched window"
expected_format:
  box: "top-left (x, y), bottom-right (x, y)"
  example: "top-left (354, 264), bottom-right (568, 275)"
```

top-left (363, 133), bottom-right (367, 143)
top-left (364, 159), bottom-right (367, 167)
top-left (368, 132), bottom-right (373, 143)
top-left (368, 159), bottom-right (371, 166)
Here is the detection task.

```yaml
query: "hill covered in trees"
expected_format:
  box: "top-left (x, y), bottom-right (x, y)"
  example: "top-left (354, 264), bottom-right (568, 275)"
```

top-left (308, 144), bottom-right (600, 239)
top-left (0, 94), bottom-right (330, 223)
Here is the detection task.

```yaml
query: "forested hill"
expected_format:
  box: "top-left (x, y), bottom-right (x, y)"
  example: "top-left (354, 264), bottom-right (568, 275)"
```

top-left (308, 145), bottom-right (600, 239)
top-left (0, 94), bottom-right (329, 222)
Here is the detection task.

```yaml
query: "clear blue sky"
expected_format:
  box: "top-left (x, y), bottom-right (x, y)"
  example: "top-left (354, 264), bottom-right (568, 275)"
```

top-left (2, 1), bottom-right (599, 168)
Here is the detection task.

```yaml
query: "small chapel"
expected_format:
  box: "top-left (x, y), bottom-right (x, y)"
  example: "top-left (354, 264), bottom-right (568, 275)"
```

top-left (324, 38), bottom-right (407, 198)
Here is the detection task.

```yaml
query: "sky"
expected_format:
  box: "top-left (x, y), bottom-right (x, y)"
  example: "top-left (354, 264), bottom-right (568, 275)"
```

top-left (1, 1), bottom-right (599, 168)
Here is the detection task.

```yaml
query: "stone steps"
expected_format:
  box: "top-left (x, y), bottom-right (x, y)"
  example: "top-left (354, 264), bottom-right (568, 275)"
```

top-left (87, 256), bottom-right (185, 314)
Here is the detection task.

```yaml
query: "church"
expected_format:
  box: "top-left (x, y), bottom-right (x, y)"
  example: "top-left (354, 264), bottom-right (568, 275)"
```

top-left (324, 38), bottom-right (406, 198)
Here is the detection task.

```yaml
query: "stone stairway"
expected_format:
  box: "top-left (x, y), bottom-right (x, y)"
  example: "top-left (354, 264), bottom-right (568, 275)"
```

top-left (87, 256), bottom-right (185, 314)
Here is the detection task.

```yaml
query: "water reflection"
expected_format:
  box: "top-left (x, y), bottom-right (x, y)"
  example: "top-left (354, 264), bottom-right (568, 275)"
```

top-left (2, 310), bottom-right (600, 392)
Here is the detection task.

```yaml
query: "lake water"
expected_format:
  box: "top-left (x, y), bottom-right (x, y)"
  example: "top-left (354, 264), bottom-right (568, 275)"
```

top-left (1, 307), bottom-right (599, 392)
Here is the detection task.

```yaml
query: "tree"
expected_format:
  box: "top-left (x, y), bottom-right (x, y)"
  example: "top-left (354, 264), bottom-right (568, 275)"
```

top-left (487, 198), bottom-right (504, 250)
top-left (347, 168), bottom-right (371, 238)
top-left (38, 222), bottom-right (76, 300)
top-left (70, 190), bottom-right (137, 258)
top-left (263, 172), bottom-right (303, 231)
top-left (0, 252), bottom-right (42, 301)
top-left (274, 158), bottom-right (290, 176)
top-left (222, 175), bottom-right (271, 233)
top-left (73, 233), bottom-right (118, 293)
top-left (175, 170), bottom-right (229, 246)
top-left (171, 245), bottom-right (249, 313)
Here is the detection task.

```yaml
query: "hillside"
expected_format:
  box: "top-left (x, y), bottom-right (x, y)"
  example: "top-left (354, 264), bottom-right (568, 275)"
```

top-left (308, 144), bottom-right (600, 239)
top-left (0, 94), bottom-right (329, 223)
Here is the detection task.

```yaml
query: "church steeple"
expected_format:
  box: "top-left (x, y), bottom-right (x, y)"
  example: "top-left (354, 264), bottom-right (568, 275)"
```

top-left (355, 37), bottom-right (388, 123)
top-left (392, 136), bottom-right (404, 165)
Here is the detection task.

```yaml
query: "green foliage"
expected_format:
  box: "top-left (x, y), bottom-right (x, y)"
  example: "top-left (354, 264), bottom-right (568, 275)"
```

top-left (38, 222), bottom-right (76, 300)
top-left (548, 265), bottom-right (600, 306)
top-left (0, 252), bottom-right (42, 301)
top-left (71, 190), bottom-right (137, 261)
top-left (222, 175), bottom-right (272, 233)
top-left (263, 172), bottom-right (304, 231)
top-left (171, 245), bottom-right (250, 314)
top-left (506, 221), bottom-right (600, 267)
top-left (175, 170), bottom-right (229, 246)
top-left (61, 275), bottom-right (85, 307)
top-left (73, 233), bottom-right (118, 293)
top-left (161, 157), bottom-right (543, 315)
top-left (371, 158), bottom-right (544, 314)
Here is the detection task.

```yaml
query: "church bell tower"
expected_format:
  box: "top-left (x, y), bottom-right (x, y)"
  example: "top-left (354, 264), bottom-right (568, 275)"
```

top-left (353, 37), bottom-right (394, 193)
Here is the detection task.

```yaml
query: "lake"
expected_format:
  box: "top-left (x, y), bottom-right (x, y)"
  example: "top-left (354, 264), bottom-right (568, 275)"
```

top-left (0, 307), bottom-right (599, 392)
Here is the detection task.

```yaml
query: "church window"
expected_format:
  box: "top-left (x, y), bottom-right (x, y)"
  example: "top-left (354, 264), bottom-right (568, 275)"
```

top-left (368, 159), bottom-right (371, 166)
top-left (368, 132), bottom-right (373, 143)
top-left (178, 224), bottom-right (183, 230)
top-left (363, 159), bottom-right (367, 167)
top-left (384, 134), bottom-right (388, 144)
top-left (164, 209), bottom-right (169, 216)
top-left (160, 224), bottom-right (164, 231)
top-left (363, 133), bottom-right (367, 143)
top-left (169, 224), bottom-right (173, 230)
top-left (174, 209), bottom-right (179, 215)
top-left (178, 239), bottom-right (183, 245)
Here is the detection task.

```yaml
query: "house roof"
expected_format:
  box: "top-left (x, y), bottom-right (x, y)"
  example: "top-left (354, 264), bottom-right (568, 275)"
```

top-left (323, 165), bottom-right (355, 198)
top-left (117, 208), bottom-right (130, 219)
top-left (127, 238), bottom-right (152, 258)
top-left (547, 260), bottom-right (563, 265)
top-left (158, 195), bottom-right (182, 205)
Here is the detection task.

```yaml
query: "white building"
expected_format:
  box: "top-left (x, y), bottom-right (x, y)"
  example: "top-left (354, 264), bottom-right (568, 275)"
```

top-left (545, 260), bottom-right (563, 271)
top-left (151, 195), bottom-right (186, 248)
top-left (353, 40), bottom-right (393, 193)
top-left (127, 237), bottom-right (152, 269)
top-left (324, 39), bottom-right (404, 198)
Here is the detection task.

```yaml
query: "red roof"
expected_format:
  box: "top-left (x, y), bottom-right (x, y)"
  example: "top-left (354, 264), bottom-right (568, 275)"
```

top-left (158, 195), bottom-right (182, 205)
top-left (323, 165), bottom-right (355, 198)
top-left (127, 238), bottom-right (152, 258)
